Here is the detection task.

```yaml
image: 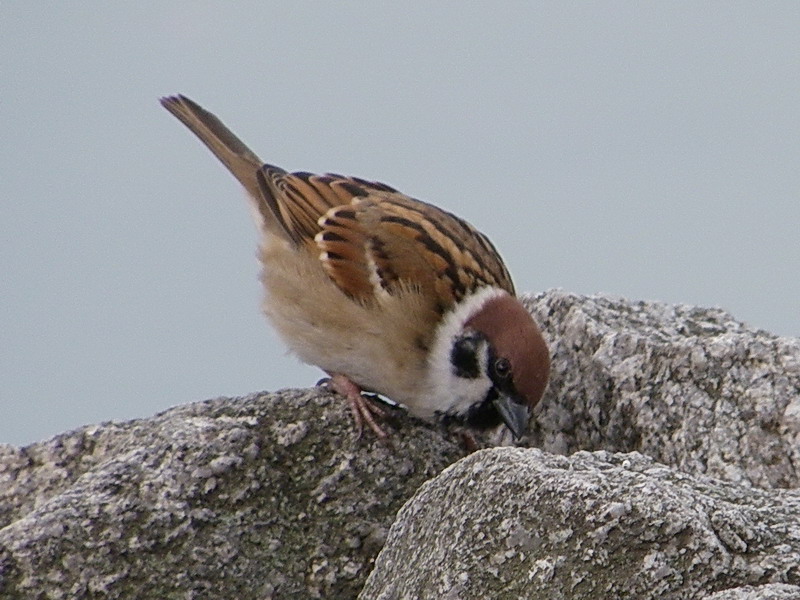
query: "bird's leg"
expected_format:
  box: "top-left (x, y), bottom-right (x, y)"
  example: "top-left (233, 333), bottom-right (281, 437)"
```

top-left (326, 374), bottom-right (389, 439)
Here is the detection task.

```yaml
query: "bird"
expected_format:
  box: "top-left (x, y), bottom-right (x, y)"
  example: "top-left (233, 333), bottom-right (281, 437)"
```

top-left (160, 94), bottom-right (550, 440)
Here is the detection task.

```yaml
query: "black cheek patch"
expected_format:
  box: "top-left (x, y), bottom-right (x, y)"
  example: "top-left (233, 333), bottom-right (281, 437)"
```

top-left (450, 334), bottom-right (482, 379)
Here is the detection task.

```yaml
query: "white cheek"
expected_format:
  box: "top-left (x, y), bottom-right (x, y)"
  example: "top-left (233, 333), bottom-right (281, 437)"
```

top-left (426, 287), bottom-right (506, 415)
top-left (427, 333), bottom-right (493, 416)
top-left (428, 357), bottom-right (493, 416)
top-left (444, 375), bottom-right (493, 415)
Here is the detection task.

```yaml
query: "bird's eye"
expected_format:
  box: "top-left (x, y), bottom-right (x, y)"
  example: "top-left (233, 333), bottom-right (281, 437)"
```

top-left (494, 357), bottom-right (511, 379)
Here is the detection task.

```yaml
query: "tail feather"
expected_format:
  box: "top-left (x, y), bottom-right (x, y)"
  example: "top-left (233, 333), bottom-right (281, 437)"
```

top-left (160, 94), bottom-right (289, 240)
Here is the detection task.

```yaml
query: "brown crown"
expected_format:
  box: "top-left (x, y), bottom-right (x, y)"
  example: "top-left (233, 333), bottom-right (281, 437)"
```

top-left (465, 294), bottom-right (550, 408)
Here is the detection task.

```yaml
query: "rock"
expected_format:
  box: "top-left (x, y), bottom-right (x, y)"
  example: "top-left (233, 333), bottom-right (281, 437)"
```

top-left (0, 390), bottom-right (463, 599)
top-left (2, 289), bottom-right (799, 599)
top-left (361, 448), bottom-right (800, 600)
top-left (524, 290), bottom-right (800, 489)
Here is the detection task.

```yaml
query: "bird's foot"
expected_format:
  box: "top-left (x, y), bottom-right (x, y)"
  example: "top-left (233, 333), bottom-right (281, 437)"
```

top-left (327, 374), bottom-right (390, 440)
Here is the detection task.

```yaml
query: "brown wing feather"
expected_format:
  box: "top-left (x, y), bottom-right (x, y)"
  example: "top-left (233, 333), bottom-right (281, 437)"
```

top-left (313, 182), bottom-right (516, 310)
top-left (315, 206), bottom-right (374, 301)
top-left (367, 195), bottom-right (516, 298)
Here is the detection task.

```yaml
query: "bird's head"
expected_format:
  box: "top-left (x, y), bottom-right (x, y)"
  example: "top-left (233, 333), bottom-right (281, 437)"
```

top-left (429, 288), bottom-right (550, 438)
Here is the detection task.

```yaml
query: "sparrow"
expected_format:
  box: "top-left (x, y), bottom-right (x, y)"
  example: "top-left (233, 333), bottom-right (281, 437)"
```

top-left (160, 94), bottom-right (550, 440)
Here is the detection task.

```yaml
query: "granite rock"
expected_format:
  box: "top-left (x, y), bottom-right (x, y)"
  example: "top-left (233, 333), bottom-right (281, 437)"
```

top-left (361, 448), bottom-right (800, 600)
top-left (2, 289), bottom-right (799, 599)
top-left (524, 290), bottom-right (800, 488)
top-left (0, 390), bottom-right (463, 599)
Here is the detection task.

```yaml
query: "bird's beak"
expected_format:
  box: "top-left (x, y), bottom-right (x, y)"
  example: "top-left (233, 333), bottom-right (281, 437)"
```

top-left (493, 394), bottom-right (529, 439)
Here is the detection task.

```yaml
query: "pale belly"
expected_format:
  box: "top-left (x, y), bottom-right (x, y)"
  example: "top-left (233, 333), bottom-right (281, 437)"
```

top-left (257, 241), bottom-right (437, 416)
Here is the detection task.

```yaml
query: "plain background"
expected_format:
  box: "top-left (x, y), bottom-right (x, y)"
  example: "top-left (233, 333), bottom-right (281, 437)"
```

top-left (3, 3), bottom-right (799, 446)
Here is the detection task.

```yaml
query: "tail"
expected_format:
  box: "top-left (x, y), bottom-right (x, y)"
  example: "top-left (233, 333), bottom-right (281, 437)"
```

top-left (160, 94), bottom-right (286, 238)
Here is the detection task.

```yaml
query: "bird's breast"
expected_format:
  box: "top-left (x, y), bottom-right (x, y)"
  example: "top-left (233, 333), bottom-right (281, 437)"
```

top-left (257, 239), bottom-right (437, 414)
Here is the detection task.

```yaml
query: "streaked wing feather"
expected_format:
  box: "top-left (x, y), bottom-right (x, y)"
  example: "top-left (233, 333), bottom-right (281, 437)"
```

top-left (310, 179), bottom-right (515, 309)
top-left (379, 196), bottom-right (514, 290)
top-left (256, 168), bottom-right (396, 248)
top-left (315, 207), bottom-right (374, 301)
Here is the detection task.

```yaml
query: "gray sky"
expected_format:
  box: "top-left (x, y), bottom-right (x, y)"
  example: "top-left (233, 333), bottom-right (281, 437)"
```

top-left (3, 3), bottom-right (799, 446)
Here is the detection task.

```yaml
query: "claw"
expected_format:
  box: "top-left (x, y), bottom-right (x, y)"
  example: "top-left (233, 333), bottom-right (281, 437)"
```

top-left (328, 374), bottom-right (390, 439)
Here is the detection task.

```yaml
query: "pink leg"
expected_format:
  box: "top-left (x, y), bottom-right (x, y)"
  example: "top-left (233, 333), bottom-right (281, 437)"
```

top-left (327, 374), bottom-right (389, 439)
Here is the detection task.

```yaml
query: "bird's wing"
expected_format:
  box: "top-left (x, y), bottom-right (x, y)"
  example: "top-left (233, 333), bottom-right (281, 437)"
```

top-left (254, 167), bottom-right (397, 246)
top-left (313, 181), bottom-right (516, 308)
